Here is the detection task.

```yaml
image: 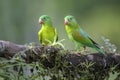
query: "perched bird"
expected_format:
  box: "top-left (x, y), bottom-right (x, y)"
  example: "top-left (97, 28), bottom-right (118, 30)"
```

top-left (38, 15), bottom-right (58, 45)
top-left (64, 15), bottom-right (105, 55)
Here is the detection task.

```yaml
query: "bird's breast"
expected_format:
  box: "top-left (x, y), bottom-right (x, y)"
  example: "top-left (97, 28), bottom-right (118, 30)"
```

top-left (41, 27), bottom-right (55, 42)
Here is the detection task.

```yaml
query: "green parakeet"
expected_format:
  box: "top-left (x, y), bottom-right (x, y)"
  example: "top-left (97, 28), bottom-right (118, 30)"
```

top-left (64, 15), bottom-right (105, 55)
top-left (38, 15), bottom-right (58, 45)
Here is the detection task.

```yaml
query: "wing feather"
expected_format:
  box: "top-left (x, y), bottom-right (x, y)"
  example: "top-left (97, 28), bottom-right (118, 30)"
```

top-left (54, 28), bottom-right (58, 41)
top-left (38, 30), bottom-right (42, 43)
top-left (72, 29), bottom-right (94, 47)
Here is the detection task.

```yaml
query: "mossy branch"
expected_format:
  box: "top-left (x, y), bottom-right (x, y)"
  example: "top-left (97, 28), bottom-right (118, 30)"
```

top-left (0, 40), bottom-right (120, 79)
top-left (0, 40), bottom-right (120, 68)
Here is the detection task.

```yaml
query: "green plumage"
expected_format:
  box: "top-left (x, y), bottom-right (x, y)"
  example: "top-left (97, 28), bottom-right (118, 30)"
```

top-left (38, 15), bottom-right (58, 45)
top-left (64, 15), bottom-right (105, 55)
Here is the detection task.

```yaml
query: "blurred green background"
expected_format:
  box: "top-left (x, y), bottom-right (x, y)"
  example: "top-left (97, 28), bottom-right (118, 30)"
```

top-left (0, 0), bottom-right (120, 51)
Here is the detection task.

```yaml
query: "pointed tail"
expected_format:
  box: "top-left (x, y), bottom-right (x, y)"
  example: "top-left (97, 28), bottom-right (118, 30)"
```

top-left (94, 45), bottom-right (106, 56)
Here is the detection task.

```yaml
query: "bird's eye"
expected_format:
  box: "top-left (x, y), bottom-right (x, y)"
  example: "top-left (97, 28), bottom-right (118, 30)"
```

top-left (69, 18), bottom-right (72, 21)
top-left (43, 17), bottom-right (46, 20)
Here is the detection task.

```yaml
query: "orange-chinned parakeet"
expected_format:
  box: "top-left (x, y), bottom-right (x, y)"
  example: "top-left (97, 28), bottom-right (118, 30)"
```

top-left (64, 15), bottom-right (105, 55)
top-left (38, 15), bottom-right (58, 45)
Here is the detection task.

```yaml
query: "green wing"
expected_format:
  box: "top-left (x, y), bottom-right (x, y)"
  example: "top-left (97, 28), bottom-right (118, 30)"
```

top-left (72, 30), bottom-right (94, 47)
top-left (38, 29), bottom-right (42, 44)
top-left (73, 29), bottom-right (105, 55)
top-left (54, 28), bottom-right (58, 41)
top-left (79, 29), bottom-right (102, 48)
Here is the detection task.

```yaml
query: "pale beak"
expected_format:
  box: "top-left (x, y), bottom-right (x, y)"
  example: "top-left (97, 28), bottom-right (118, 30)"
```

top-left (38, 18), bottom-right (43, 24)
top-left (64, 19), bottom-right (69, 25)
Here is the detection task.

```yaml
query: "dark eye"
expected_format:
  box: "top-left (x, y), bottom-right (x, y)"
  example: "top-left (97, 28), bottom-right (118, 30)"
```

top-left (69, 17), bottom-right (72, 21)
top-left (43, 17), bottom-right (46, 20)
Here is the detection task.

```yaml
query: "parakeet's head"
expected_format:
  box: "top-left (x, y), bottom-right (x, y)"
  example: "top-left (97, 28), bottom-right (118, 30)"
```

top-left (39, 15), bottom-right (52, 26)
top-left (64, 15), bottom-right (78, 27)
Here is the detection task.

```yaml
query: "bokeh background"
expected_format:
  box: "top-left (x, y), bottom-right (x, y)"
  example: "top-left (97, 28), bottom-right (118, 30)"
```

top-left (0, 0), bottom-right (120, 51)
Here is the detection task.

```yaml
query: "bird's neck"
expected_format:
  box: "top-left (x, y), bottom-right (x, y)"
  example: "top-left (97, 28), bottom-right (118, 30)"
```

top-left (42, 23), bottom-right (53, 28)
top-left (66, 24), bottom-right (79, 33)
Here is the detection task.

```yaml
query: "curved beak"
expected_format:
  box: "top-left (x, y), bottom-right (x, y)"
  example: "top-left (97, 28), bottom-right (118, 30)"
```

top-left (64, 19), bottom-right (69, 25)
top-left (38, 18), bottom-right (43, 24)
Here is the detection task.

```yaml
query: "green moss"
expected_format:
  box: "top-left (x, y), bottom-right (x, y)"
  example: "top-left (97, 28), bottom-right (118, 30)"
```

top-left (0, 43), bottom-right (119, 80)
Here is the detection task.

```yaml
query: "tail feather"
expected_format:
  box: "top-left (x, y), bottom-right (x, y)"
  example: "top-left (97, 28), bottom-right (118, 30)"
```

top-left (94, 45), bottom-right (106, 56)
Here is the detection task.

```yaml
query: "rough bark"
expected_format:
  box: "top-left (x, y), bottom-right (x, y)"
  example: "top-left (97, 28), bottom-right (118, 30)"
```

top-left (0, 40), bottom-right (120, 69)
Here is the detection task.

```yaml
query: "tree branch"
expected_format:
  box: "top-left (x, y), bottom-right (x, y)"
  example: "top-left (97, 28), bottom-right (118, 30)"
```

top-left (0, 40), bottom-right (120, 69)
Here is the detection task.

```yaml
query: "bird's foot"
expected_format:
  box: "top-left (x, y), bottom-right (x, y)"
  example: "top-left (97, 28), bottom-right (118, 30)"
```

top-left (80, 46), bottom-right (88, 55)
top-left (52, 39), bottom-right (65, 49)
top-left (74, 49), bottom-right (87, 55)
